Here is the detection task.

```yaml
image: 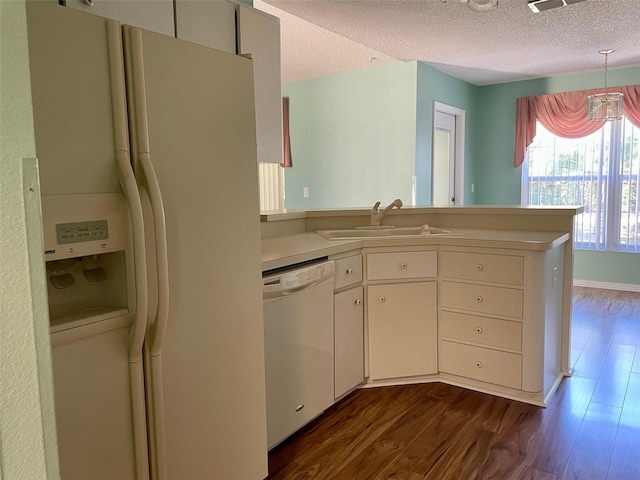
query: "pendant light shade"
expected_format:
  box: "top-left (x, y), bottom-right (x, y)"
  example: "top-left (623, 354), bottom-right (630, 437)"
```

top-left (463, 0), bottom-right (498, 13)
top-left (587, 92), bottom-right (624, 122)
top-left (587, 49), bottom-right (624, 122)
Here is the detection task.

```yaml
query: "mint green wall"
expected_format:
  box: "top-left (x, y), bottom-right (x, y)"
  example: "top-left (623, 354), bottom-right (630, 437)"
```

top-left (474, 66), bottom-right (640, 286)
top-left (282, 61), bottom-right (478, 209)
top-left (283, 62), bottom-right (418, 209)
top-left (574, 251), bottom-right (640, 285)
top-left (415, 62), bottom-right (478, 205)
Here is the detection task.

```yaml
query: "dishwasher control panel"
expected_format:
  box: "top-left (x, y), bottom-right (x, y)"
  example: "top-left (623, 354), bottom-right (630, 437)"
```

top-left (263, 260), bottom-right (334, 298)
top-left (282, 262), bottom-right (333, 289)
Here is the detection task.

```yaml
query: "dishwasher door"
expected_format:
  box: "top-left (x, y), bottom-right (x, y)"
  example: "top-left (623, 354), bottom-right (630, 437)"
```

top-left (263, 265), bottom-right (335, 449)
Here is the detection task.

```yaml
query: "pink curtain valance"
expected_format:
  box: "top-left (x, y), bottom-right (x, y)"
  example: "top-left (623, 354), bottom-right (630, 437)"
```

top-left (514, 85), bottom-right (640, 167)
top-left (281, 97), bottom-right (292, 168)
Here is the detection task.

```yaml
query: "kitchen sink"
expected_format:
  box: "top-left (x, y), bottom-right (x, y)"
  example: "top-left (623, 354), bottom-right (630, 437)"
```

top-left (317, 225), bottom-right (461, 240)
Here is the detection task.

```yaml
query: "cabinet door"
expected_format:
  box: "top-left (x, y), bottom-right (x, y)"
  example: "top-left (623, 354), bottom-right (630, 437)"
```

top-left (237, 4), bottom-right (283, 164)
top-left (64, 0), bottom-right (175, 36)
top-left (368, 282), bottom-right (437, 380)
top-left (175, 0), bottom-right (236, 53)
top-left (334, 286), bottom-right (364, 399)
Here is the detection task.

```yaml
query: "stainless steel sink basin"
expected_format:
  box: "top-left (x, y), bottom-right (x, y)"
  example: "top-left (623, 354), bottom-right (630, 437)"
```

top-left (317, 225), bottom-right (461, 240)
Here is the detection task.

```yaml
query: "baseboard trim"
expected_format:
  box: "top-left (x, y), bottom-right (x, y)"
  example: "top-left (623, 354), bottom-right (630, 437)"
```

top-left (573, 279), bottom-right (640, 292)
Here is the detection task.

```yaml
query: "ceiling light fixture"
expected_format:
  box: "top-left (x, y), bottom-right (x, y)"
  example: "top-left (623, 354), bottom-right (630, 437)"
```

top-left (587, 49), bottom-right (624, 122)
top-left (461, 0), bottom-right (498, 13)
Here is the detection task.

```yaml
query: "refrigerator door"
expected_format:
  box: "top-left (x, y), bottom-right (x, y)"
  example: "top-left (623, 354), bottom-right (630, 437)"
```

top-left (27, 3), bottom-right (149, 479)
top-left (123, 27), bottom-right (268, 479)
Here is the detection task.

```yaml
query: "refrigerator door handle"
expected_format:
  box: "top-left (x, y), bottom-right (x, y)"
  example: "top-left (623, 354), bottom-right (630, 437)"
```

top-left (108, 20), bottom-right (151, 480)
top-left (125, 26), bottom-right (170, 480)
top-left (108, 21), bottom-right (148, 363)
top-left (115, 150), bottom-right (149, 360)
top-left (139, 151), bottom-right (170, 357)
top-left (125, 26), bottom-right (170, 357)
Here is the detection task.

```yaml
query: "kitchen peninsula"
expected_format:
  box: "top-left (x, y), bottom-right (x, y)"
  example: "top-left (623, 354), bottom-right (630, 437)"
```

top-left (260, 206), bottom-right (582, 429)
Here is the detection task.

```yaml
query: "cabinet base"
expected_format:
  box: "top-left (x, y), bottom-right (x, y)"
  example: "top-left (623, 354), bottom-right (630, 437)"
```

top-left (360, 371), bottom-right (566, 408)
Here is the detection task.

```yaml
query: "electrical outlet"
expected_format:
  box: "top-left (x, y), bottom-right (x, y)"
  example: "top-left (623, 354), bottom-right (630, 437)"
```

top-left (303, 187), bottom-right (309, 198)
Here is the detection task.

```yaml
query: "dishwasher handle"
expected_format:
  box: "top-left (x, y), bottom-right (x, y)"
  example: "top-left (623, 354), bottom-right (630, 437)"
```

top-left (263, 274), bottom-right (333, 299)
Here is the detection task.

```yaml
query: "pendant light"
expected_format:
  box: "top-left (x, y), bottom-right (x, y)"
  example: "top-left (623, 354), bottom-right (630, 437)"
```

top-left (462, 0), bottom-right (498, 13)
top-left (587, 49), bottom-right (624, 122)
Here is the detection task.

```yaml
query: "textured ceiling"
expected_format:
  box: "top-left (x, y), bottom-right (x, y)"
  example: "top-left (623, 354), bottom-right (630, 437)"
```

top-left (258, 0), bottom-right (640, 86)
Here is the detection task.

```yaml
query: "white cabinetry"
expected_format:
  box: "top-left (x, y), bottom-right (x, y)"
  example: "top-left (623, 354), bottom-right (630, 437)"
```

top-left (174, 0), bottom-right (236, 53)
top-left (333, 254), bottom-right (364, 399)
top-left (237, 4), bottom-right (283, 164)
top-left (366, 248), bottom-right (438, 380)
top-left (64, 0), bottom-right (175, 36)
top-left (438, 246), bottom-right (565, 404)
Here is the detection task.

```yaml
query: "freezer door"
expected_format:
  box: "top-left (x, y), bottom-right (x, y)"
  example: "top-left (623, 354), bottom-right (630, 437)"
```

top-left (27, 4), bottom-right (149, 480)
top-left (123, 27), bottom-right (268, 480)
top-left (27, 1), bottom-right (121, 196)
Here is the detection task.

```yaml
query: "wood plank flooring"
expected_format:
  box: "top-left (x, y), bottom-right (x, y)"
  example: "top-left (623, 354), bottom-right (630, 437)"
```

top-left (267, 287), bottom-right (640, 480)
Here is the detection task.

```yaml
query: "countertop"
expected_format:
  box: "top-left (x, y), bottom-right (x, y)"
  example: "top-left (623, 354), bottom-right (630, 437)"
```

top-left (261, 229), bottom-right (570, 272)
top-left (260, 205), bottom-right (584, 223)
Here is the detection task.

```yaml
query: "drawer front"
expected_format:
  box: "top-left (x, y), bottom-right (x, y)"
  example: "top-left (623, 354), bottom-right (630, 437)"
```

top-left (440, 281), bottom-right (524, 319)
top-left (334, 254), bottom-right (363, 290)
top-left (367, 251), bottom-right (437, 281)
top-left (439, 340), bottom-right (522, 389)
top-left (439, 311), bottom-right (522, 351)
top-left (440, 250), bottom-right (524, 285)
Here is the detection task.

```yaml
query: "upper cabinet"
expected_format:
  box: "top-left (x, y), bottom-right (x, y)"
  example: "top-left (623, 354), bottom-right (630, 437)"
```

top-left (62, 0), bottom-right (283, 164)
top-left (237, 4), bottom-right (284, 164)
top-left (63, 0), bottom-right (175, 36)
top-left (174, 0), bottom-right (236, 54)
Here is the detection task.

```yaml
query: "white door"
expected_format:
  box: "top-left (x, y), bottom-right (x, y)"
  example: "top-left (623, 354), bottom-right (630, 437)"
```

top-left (433, 103), bottom-right (465, 205)
top-left (433, 111), bottom-right (456, 205)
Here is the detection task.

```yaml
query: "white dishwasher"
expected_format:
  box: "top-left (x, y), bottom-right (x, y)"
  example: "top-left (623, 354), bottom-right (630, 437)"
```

top-left (263, 259), bottom-right (335, 449)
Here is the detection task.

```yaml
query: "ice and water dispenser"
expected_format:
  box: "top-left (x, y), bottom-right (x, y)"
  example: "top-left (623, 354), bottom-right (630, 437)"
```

top-left (42, 194), bottom-right (134, 343)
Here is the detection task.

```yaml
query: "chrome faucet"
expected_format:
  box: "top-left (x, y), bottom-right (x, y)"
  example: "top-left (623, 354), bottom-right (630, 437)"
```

top-left (371, 199), bottom-right (403, 226)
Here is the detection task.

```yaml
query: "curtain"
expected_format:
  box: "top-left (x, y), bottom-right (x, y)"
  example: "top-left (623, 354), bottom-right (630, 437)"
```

top-left (281, 97), bottom-right (292, 168)
top-left (514, 85), bottom-right (640, 167)
top-left (621, 86), bottom-right (640, 127)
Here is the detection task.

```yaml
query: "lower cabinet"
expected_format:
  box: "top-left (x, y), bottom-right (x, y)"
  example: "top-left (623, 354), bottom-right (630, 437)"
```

top-left (368, 281), bottom-right (438, 380)
top-left (334, 286), bottom-right (364, 399)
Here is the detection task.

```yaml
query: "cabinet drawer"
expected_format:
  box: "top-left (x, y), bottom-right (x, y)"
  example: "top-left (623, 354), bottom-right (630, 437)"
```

top-left (334, 255), bottom-right (363, 290)
top-left (439, 340), bottom-right (522, 389)
top-left (440, 251), bottom-right (524, 285)
top-left (440, 281), bottom-right (524, 319)
top-left (439, 311), bottom-right (522, 351)
top-left (367, 251), bottom-right (437, 281)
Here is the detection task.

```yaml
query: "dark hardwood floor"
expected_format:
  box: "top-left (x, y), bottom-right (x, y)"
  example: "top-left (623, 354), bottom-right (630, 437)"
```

top-left (267, 287), bottom-right (640, 480)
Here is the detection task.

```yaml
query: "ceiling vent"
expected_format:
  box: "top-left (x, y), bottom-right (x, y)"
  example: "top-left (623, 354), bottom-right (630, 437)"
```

top-left (527, 0), bottom-right (587, 13)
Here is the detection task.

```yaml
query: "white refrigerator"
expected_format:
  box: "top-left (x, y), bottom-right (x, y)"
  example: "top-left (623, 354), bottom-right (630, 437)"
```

top-left (27, 2), bottom-right (268, 479)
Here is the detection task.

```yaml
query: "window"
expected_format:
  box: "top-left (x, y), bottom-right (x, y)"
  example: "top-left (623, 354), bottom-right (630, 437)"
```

top-left (522, 117), bottom-right (639, 252)
top-left (258, 162), bottom-right (285, 211)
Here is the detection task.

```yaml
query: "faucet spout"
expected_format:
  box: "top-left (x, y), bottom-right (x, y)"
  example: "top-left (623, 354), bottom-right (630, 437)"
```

top-left (371, 198), bottom-right (403, 226)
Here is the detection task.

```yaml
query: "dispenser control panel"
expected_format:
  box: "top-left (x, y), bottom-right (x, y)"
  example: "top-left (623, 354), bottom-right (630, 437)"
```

top-left (56, 220), bottom-right (109, 244)
top-left (42, 194), bottom-right (128, 260)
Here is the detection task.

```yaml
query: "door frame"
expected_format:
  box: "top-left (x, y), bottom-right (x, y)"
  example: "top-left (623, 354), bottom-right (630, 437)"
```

top-left (433, 101), bottom-right (465, 205)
